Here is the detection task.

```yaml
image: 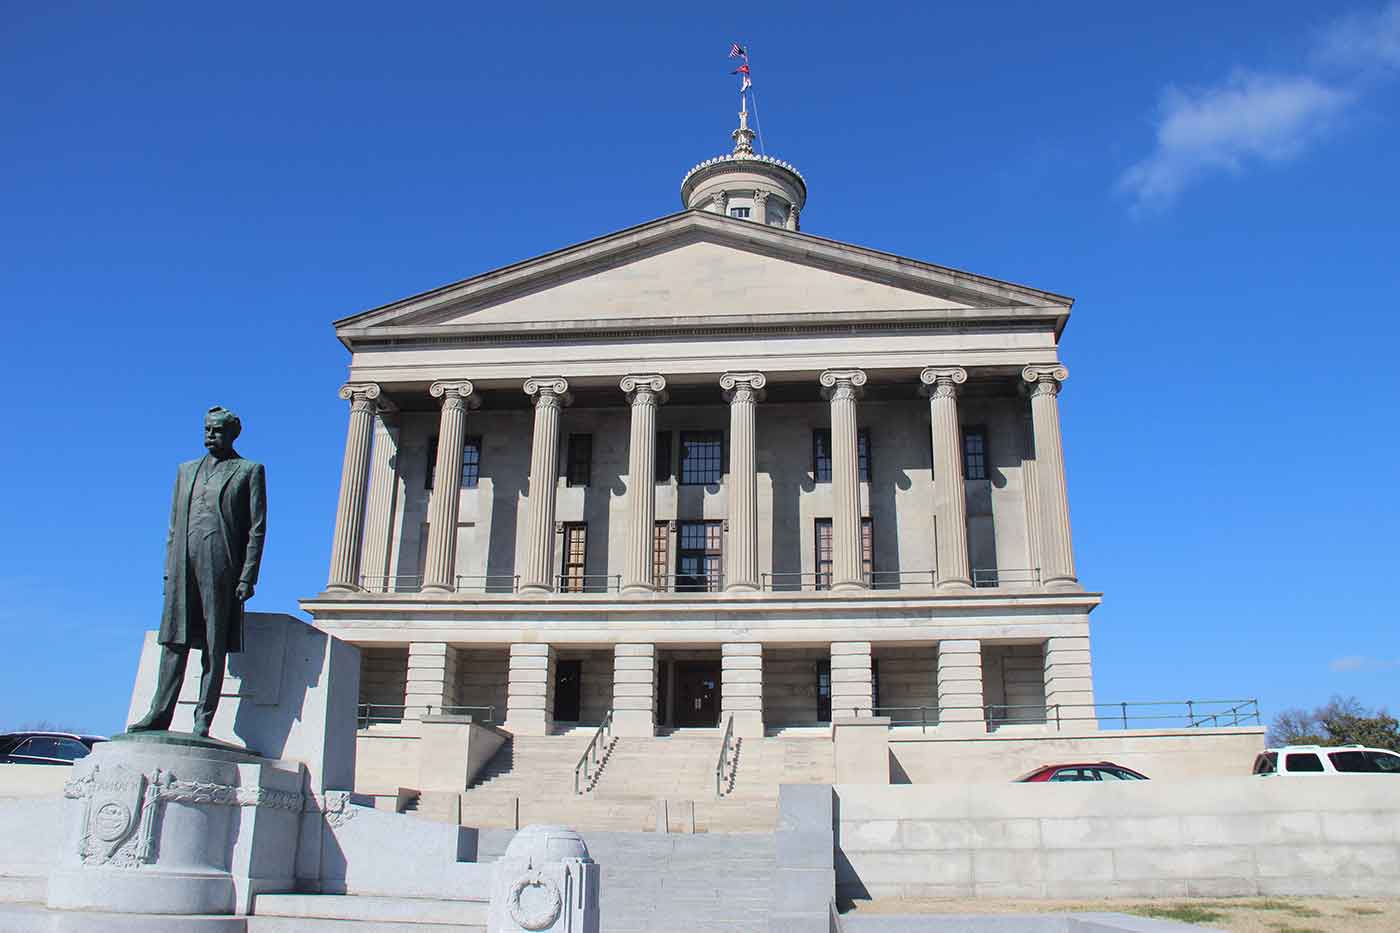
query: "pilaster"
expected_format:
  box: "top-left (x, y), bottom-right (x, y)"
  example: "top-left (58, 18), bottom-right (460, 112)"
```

top-left (1043, 635), bottom-right (1096, 729)
top-left (820, 369), bottom-right (869, 593)
top-left (937, 639), bottom-right (986, 735)
top-left (327, 383), bottom-right (384, 592)
top-left (829, 641), bottom-right (873, 718)
top-left (519, 377), bottom-right (570, 595)
top-left (505, 643), bottom-right (555, 736)
top-left (1022, 365), bottom-right (1079, 591)
top-left (721, 372), bottom-right (765, 592)
top-left (423, 380), bottom-right (477, 593)
top-left (612, 644), bottom-right (657, 737)
top-left (721, 643), bottom-right (764, 737)
top-left (405, 642), bottom-right (451, 722)
top-left (620, 375), bottom-right (666, 595)
top-left (920, 367), bottom-right (973, 591)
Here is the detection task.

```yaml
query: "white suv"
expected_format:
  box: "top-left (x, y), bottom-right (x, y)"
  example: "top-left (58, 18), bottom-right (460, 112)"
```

top-left (1253, 744), bottom-right (1400, 776)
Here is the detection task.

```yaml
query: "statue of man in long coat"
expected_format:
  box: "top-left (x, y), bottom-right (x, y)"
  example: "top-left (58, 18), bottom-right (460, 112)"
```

top-left (130, 406), bottom-right (267, 737)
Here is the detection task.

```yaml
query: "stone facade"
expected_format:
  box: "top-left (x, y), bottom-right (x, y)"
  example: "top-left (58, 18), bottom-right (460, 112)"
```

top-left (303, 123), bottom-right (1101, 760)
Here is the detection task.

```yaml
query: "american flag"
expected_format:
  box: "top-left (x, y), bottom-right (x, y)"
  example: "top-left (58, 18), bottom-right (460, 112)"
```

top-left (728, 42), bottom-right (747, 59)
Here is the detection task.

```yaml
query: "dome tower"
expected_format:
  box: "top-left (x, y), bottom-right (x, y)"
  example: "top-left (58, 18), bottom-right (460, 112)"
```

top-left (680, 106), bottom-right (806, 230)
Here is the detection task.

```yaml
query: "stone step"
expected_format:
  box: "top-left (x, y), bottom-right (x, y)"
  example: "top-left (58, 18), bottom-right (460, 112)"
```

top-left (248, 919), bottom-right (484, 933)
top-left (0, 875), bottom-right (44, 903)
top-left (252, 893), bottom-right (487, 926)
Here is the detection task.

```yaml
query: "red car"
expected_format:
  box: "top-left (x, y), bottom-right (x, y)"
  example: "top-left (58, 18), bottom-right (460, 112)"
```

top-left (1015, 762), bottom-right (1149, 782)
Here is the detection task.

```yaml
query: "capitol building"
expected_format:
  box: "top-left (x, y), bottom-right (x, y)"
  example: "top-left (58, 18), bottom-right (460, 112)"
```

top-left (301, 107), bottom-right (1101, 789)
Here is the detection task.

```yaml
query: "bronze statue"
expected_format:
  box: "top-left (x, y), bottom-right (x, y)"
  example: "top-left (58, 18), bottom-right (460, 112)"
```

top-left (130, 406), bottom-right (267, 737)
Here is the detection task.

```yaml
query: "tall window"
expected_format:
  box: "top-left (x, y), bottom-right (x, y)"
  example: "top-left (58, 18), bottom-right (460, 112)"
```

top-left (676, 520), bottom-right (722, 591)
top-left (560, 523), bottom-right (587, 592)
top-left (653, 521), bottom-right (670, 589)
top-left (426, 435), bottom-right (482, 490)
top-left (728, 206), bottom-right (751, 219)
top-left (566, 434), bottom-right (592, 487)
top-left (812, 429), bottom-right (871, 483)
top-left (679, 431), bottom-right (723, 485)
top-left (655, 431), bottom-right (673, 482)
top-left (962, 427), bottom-right (988, 481)
top-left (816, 659), bottom-right (832, 723)
top-left (814, 517), bottom-right (874, 589)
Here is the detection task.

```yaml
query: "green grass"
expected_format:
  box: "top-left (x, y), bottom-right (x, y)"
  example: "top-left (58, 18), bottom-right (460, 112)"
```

top-left (1127, 904), bottom-right (1226, 924)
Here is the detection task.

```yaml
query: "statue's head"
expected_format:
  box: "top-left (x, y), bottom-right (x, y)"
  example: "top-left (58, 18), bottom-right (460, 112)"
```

top-left (204, 406), bottom-right (242, 455)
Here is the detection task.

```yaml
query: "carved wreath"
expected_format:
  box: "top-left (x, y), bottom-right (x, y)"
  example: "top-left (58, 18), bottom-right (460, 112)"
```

top-left (507, 871), bottom-right (563, 931)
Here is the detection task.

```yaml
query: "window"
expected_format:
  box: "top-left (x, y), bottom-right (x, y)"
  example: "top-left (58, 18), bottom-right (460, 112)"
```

top-left (1285, 752), bottom-right (1324, 773)
top-left (812, 429), bottom-right (871, 483)
top-left (1253, 753), bottom-right (1278, 775)
top-left (566, 434), bottom-right (592, 487)
top-left (816, 660), bottom-right (832, 722)
top-left (426, 435), bottom-right (482, 490)
top-left (11, 736), bottom-right (88, 762)
top-left (962, 427), bottom-right (988, 481)
top-left (560, 523), bottom-right (587, 592)
top-left (655, 431), bottom-right (673, 482)
top-left (1329, 750), bottom-right (1400, 773)
top-left (653, 522), bottom-right (670, 588)
top-left (676, 520), bottom-right (722, 591)
top-left (814, 518), bottom-right (874, 589)
top-left (679, 431), bottom-right (723, 485)
top-left (728, 206), bottom-right (750, 219)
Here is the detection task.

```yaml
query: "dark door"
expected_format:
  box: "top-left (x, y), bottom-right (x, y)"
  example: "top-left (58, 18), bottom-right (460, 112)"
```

top-left (816, 660), bottom-right (831, 723)
top-left (553, 659), bottom-right (582, 722)
top-left (674, 661), bottom-right (721, 727)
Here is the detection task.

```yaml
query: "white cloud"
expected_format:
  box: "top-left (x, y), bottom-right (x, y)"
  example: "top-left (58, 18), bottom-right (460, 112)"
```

top-left (1329, 655), bottom-right (1400, 673)
top-left (1120, 2), bottom-right (1400, 209)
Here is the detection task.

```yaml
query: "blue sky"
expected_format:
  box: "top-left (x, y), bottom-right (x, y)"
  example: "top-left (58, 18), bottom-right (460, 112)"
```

top-left (2, 2), bottom-right (1397, 735)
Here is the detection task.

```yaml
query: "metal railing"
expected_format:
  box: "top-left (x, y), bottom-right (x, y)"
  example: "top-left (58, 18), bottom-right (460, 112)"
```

top-left (574, 709), bottom-right (613, 795)
top-left (655, 572), bottom-right (725, 593)
top-left (454, 574), bottom-right (521, 594)
top-left (359, 575), bottom-right (423, 594)
top-left (356, 703), bottom-right (497, 729)
top-left (861, 698), bottom-right (1261, 733)
top-left (971, 568), bottom-right (1040, 588)
top-left (868, 570), bottom-right (937, 590)
top-left (714, 714), bottom-right (738, 797)
top-left (556, 574), bottom-right (622, 594)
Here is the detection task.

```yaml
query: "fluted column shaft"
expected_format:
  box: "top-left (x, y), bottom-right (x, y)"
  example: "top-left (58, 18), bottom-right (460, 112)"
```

top-left (359, 411), bottom-right (400, 588)
top-left (423, 381), bottom-right (476, 593)
top-left (327, 383), bottom-right (382, 591)
top-left (520, 377), bottom-right (569, 594)
top-left (722, 373), bottom-right (765, 592)
top-left (820, 369), bottom-right (868, 592)
top-left (921, 367), bottom-right (973, 591)
top-left (1023, 365), bottom-right (1078, 590)
top-left (620, 375), bottom-right (666, 594)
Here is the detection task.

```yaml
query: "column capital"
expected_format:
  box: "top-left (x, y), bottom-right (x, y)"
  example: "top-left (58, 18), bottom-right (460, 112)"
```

top-left (919, 367), bottom-right (968, 399)
top-left (711, 190), bottom-right (729, 214)
top-left (620, 374), bottom-right (667, 405)
top-left (1021, 364), bottom-right (1069, 397)
top-left (819, 368), bottom-right (866, 401)
top-left (523, 376), bottom-right (571, 409)
top-left (720, 371), bottom-right (766, 404)
top-left (338, 382), bottom-right (394, 413)
top-left (430, 380), bottom-right (479, 410)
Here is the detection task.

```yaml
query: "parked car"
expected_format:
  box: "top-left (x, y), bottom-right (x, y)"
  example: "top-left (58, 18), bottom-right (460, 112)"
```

top-left (1253, 744), bottom-right (1400, 776)
top-left (1014, 762), bottom-right (1149, 782)
top-left (0, 732), bottom-right (106, 766)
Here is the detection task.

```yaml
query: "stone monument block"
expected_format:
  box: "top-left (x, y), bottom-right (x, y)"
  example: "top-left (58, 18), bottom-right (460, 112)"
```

top-left (488, 825), bottom-right (599, 933)
top-left (127, 612), bottom-right (360, 792)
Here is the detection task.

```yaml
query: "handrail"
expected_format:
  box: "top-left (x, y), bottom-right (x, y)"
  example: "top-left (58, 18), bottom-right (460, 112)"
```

top-left (864, 699), bottom-right (1261, 732)
top-left (359, 575), bottom-right (423, 594)
top-left (573, 708), bottom-right (613, 795)
top-left (715, 714), bottom-right (737, 797)
top-left (454, 574), bottom-right (520, 593)
top-left (556, 573), bottom-right (622, 594)
top-left (357, 703), bottom-right (497, 728)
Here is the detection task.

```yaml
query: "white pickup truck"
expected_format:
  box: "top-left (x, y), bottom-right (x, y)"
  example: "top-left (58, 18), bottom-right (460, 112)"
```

top-left (1253, 743), bottom-right (1400, 776)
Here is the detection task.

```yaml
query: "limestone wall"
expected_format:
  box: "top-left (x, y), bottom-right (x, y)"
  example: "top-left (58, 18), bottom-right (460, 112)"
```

top-left (360, 646), bottom-right (409, 711)
top-left (453, 648), bottom-right (508, 721)
top-left (0, 763), bottom-right (69, 799)
top-left (872, 645), bottom-right (938, 716)
top-left (889, 726), bottom-right (1264, 785)
top-left (764, 647), bottom-right (826, 725)
top-left (835, 776), bottom-right (1400, 898)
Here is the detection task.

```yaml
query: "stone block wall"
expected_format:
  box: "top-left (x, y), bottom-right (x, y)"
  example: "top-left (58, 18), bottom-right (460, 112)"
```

top-left (835, 776), bottom-right (1400, 899)
top-left (613, 643), bottom-right (656, 736)
top-left (830, 642), bottom-right (873, 719)
top-left (359, 646), bottom-right (409, 711)
top-left (872, 645), bottom-right (937, 717)
top-left (721, 642), bottom-right (763, 736)
top-left (764, 646), bottom-right (826, 725)
top-left (983, 643), bottom-right (1047, 725)
top-left (452, 648), bottom-right (509, 722)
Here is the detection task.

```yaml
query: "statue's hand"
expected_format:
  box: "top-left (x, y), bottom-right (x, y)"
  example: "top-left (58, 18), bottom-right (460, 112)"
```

top-left (236, 582), bottom-right (254, 602)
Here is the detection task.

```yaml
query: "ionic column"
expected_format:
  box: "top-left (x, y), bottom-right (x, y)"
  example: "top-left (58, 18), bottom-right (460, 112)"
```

top-left (620, 375), bottom-right (666, 595)
top-left (327, 383), bottom-right (383, 591)
top-left (722, 372), bottom-right (765, 592)
top-left (819, 369), bottom-right (868, 592)
top-left (422, 380), bottom-right (477, 593)
top-left (519, 377), bottom-right (570, 595)
top-left (937, 639), bottom-right (986, 734)
top-left (1022, 365), bottom-right (1079, 591)
top-left (920, 367), bottom-right (973, 591)
top-left (359, 409), bottom-right (400, 590)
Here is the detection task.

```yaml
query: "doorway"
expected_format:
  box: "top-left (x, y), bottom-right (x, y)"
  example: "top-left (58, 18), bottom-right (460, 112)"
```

top-left (553, 659), bottom-right (582, 722)
top-left (672, 660), bottom-right (721, 727)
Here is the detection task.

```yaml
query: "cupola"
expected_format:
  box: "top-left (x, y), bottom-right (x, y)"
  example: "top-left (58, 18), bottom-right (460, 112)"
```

top-left (680, 108), bottom-right (806, 230)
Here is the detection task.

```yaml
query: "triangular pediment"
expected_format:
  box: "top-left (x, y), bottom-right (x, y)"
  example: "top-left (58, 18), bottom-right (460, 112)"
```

top-left (336, 212), bottom-right (1071, 341)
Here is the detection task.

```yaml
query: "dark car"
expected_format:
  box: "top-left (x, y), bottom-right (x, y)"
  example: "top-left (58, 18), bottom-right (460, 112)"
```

top-left (0, 732), bottom-right (106, 766)
top-left (1015, 762), bottom-right (1149, 782)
